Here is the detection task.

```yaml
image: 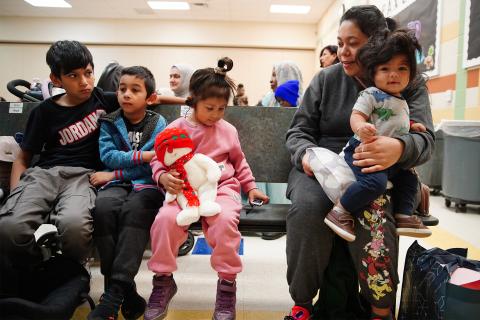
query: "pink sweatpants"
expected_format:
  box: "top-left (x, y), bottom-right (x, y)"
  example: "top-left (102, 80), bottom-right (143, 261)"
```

top-left (148, 178), bottom-right (243, 277)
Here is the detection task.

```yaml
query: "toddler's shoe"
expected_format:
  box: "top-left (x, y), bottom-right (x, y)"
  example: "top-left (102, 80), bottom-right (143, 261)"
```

top-left (212, 279), bottom-right (236, 320)
top-left (284, 305), bottom-right (311, 320)
top-left (396, 215), bottom-right (432, 238)
top-left (144, 275), bottom-right (177, 320)
top-left (87, 289), bottom-right (123, 320)
top-left (121, 284), bottom-right (146, 320)
top-left (324, 208), bottom-right (356, 242)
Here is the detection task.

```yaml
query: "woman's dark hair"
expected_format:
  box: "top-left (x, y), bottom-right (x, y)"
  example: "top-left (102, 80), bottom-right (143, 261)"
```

top-left (121, 66), bottom-right (156, 97)
top-left (357, 29), bottom-right (422, 88)
top-left (320, 45), bottom-right (340, 67)
top-left (186, 57), bottom-right (236, 107)
top-left (340, 5), bottom-right (392, 38)
top-left (46, 40), bottom-right (94, 78)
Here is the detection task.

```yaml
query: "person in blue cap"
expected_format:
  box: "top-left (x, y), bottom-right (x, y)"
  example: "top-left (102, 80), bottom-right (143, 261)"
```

top-left (275, 80), bottom-right (300, 107)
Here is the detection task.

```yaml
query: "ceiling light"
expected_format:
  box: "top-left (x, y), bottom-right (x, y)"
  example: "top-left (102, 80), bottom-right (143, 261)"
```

top-left (270, 4), bottom-right (311, 14)
top-left (147, 1), bottom-right (190, 10)
top-left (24, 0), bottom-right (71, 8)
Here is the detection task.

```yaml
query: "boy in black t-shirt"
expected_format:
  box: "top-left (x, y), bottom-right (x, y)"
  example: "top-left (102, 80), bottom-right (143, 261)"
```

top-left (87, 66), bottom-right (167, 320)
top-left (0, 40), bottom-right (118, 296)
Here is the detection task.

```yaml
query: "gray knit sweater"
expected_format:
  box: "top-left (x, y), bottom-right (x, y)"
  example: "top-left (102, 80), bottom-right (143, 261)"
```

top-left (286, 63), bottom-right (434, 171)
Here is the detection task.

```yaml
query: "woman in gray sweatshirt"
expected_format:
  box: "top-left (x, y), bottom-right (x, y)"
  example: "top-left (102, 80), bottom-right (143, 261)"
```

top-left (284, 5), bottom-right (434, 320)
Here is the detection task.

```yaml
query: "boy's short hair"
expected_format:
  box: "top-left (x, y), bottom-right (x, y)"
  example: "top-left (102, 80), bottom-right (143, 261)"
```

top-left (46, 40), bottom-right (94, 78)
top-left (121, 66), bottom-right (156, 97)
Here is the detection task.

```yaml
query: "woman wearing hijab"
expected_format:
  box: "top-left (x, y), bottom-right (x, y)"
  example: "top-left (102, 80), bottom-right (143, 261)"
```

top-left (156, 64), bottom-right (194, 104)
top-left (260, 61), bottom-right (304, 108)
top-left (169, 64), bottom-right (194, 98)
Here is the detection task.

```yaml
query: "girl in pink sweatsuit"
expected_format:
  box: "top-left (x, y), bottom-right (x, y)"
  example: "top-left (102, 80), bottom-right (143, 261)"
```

top-left (144, 57), bottom-right (269, 320)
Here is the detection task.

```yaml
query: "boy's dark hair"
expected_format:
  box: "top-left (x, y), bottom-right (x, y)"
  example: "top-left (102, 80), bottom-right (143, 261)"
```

top-left (120, 66), bottom-right (156, 97)
top-left (186, 57), bottom-right (236, 107)
top-left (357, 29), bottom-right (422, 87)
top-left (340, 5), bottom-right (393, 38)
top-left (46, 40), bottom-right (94, 78)
top-left (237, 83), bottom-right (244, 89)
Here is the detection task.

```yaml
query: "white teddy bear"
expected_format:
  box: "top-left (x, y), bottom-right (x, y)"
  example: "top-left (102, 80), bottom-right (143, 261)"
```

top-left (155, 127), bottom-right (222, 226)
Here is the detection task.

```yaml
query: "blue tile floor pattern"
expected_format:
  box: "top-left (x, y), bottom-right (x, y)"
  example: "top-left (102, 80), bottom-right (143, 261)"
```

top-left (192, 237), bottom-right (244, 255)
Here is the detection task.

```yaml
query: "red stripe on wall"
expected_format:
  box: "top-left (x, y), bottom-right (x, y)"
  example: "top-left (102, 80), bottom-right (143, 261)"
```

top-left (426, 68), bottom-right (479, 94)
top-left (467, 68), bottom-right (479, 88)
top-left (427, 74), bottom-right (456, 93)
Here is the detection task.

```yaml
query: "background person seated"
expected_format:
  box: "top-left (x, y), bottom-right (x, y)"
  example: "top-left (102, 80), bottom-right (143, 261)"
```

top-left (275, 80), bottom-right (300, 108)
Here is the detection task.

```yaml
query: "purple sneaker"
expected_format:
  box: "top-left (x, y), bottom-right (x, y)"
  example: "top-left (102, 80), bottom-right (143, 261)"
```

top-left (212, 279), bottom-right (236, 320)
top-left (144, 275), bottom-right (177, 320)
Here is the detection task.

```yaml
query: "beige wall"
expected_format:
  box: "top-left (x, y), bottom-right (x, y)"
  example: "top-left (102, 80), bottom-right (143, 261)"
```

top-left (0, 17), bottom-right (317, 103)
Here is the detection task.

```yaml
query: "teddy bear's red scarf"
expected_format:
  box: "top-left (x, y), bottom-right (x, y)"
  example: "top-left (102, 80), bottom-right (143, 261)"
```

top-left (166, 151), bottom-right (200, 207)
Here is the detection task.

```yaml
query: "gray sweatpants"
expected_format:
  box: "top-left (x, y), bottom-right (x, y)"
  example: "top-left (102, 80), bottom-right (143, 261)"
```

top-left (0, 166), bottom-right (95, 268)
top-left (286, 168), bottom-right (399, 309)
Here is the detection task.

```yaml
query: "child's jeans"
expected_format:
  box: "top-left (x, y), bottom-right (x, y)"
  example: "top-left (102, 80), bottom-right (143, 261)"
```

top-left (93, 185), bottom-right (164, 288)
top-left (341, 137), bottom-right (418, 216)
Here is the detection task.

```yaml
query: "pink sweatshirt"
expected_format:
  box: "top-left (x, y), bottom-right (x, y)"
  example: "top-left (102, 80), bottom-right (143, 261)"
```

top-left (151, 117), bottom-right (257, 194)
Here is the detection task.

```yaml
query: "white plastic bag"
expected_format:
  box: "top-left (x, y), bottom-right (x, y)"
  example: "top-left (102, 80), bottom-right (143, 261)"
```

top-left (307, 147), bottom-right (356, 204)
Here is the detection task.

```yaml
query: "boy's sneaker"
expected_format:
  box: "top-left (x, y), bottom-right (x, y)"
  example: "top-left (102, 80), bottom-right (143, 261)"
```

top-left (284, 306), bottom-right (311, 320)
top-left (87, 290), bottom-right (123, 320)
top-left (144, 275), bottom-right (177, 320)
top-left (324, 208), bottom-right (356, 242)
top-left (396, 215), bottom-right (432, 238)
top-left (212, 279), bottom-right (236, 320)
top-left (121, 284), bottom-right (146, 320)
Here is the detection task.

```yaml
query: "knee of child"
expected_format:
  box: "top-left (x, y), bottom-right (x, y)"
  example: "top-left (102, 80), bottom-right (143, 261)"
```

top-left (92, 205), bottom-right (115, 225)
top-left (60, 228), bottom-right (93, 261)
top-left (153, 207), bottom-right (178, 226)
top-left (93, 199), bottom-right (117, 218)
top-left (212, 212), bottom-right (239, 231)
top-left (363, 175), bottom-right (388, 194)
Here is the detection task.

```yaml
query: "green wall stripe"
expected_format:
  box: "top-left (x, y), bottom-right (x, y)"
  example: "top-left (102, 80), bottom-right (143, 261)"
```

top-left (454, 0), bottom-right (467, 119)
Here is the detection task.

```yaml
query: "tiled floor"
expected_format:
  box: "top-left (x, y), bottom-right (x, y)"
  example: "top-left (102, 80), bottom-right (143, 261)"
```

top-left (74, 195), bottom-right (480, 319)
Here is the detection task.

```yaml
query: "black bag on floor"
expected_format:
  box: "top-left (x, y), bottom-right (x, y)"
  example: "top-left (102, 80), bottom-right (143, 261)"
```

top-left (398, 241), bottom-right (480, 320)
top-left (0, 254), bottom-right (94, 320)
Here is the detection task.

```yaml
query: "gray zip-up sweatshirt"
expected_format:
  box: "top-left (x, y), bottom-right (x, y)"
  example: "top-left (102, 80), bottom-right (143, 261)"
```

top-left (286, 63), bottom-right (434, 172)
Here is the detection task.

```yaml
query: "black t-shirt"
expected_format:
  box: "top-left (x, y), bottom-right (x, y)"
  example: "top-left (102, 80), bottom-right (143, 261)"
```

top-left (123, 112), bottom-right (149, 152)
top-left (21, 88), bottom-right (118, 169)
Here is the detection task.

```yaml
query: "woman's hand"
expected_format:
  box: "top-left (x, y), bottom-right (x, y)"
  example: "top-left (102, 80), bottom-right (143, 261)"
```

top-left (247, 188), bottom-right (270, 205)
top-left (353, 136), bottom-right (404, 173)
top-left (301, 153), bottom-right (314, 176)
top-left (159, 171), bottom-right (184, 194)
top-left (90, 171), bottom-right (115, 187)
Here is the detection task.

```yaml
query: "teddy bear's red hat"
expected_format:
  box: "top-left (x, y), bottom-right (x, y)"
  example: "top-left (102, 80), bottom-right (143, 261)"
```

top-left (154, 128), bottom-right (194, 166)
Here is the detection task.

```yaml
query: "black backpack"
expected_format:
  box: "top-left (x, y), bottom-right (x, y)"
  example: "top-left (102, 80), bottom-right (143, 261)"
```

top-left (0, 254), bottom-right (94, 320)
